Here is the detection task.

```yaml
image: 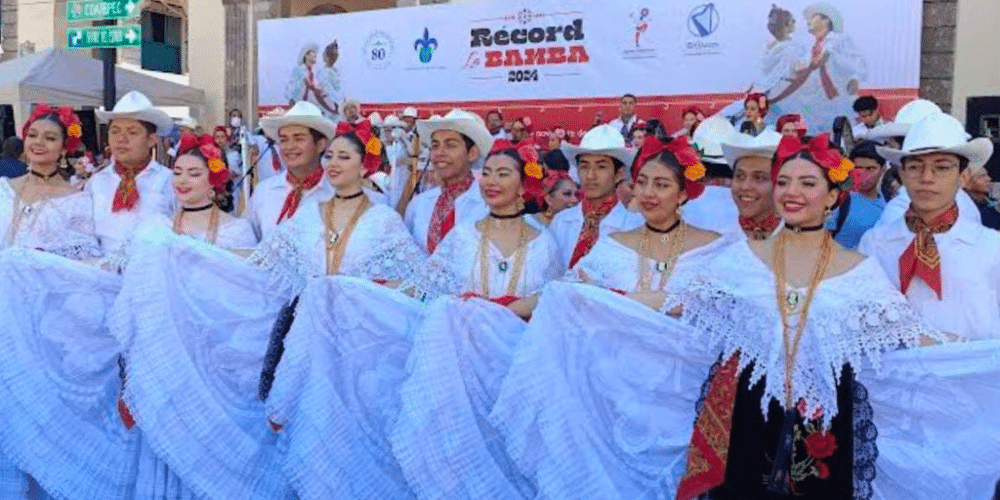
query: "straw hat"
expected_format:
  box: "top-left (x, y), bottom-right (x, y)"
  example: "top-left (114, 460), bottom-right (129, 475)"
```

top-left (260, 101), bottom-right (336, 141)
top-left (95, 91), bottom-right (174, 136)
top-left (416, 109), bottom-right (494, 158)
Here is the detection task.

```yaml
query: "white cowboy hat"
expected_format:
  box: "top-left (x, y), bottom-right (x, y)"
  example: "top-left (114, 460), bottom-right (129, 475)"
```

top-left (367, 111), bottom-right (383, 127)
top-left (382, 114), bottom-right (406, 128)
top-left (803, 3), bottom-right (843, 33)
top-left (561, 124), bottom-right (638, 169)
top-left (721, 129), bottom-right (783, 167)
top-left (860, 99), bottom-right (942, 140)
top-left (176, 116), bottom-right (199, 131)
top-left (401, 106), bottom-right (419, 119)
top-left (877, 113), bottom-right (994, 170)
top-left (416, 109), bottom-right (493, 159)
top-left (260, 101), bottom-right (336, 141)
top-left (95, 91), bottom-right (175, 136)
top-left (692, 115), bottom-right (738, 163)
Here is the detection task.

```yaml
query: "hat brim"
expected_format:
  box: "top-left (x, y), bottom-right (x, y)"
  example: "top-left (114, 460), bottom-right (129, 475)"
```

top-left (260, 115), bottom-right (336, 141)
top-left (560, 144), bottom-right (639, 171)
top-left (416, 118), bottom-right (493, 159)
top-left (95, 109), bottom-right (175, 136)
top-left (721, 143), bottom-right (778, 168)
top-left (859, 122), bottom-right (910, 141)
top-left (877, 137), bottom-right (994, 169)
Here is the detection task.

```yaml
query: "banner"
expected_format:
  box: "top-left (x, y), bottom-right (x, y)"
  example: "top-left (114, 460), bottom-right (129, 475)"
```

top-left (258, 0), bottom-right (922, 136)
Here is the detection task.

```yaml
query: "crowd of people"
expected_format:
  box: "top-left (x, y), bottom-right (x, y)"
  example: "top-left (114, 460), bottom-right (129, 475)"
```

top-left (0, 86), bottom-right (999, 500)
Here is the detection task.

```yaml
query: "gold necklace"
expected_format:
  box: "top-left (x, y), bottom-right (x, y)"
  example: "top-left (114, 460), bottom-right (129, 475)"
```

top-left (635, 221), bottom-right (687, 292)
top-left (323, 196), bottom-right (370, 274)
top-left (172, 205), bottom-right (221, 245)
top-left (478, 216), bottom-right (529, 298)
top-left (772, 230), bottom-right (833, 409)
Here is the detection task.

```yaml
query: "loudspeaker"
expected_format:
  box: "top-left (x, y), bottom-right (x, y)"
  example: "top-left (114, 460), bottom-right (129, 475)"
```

top-left (966, 96), bottom-right (1000, 179)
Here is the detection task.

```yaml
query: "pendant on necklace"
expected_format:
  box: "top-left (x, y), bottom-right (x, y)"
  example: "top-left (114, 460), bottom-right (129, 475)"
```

top-left (329, 232), bottom-right (340, 244)
top-left (654, 261), bottom-right (668, 273)
top-left (498, 261), bottom-right (509, 272)
top-left (21, 205), bottom-right (33, 215)
top-left (785, 290), bottom-right (801, 311)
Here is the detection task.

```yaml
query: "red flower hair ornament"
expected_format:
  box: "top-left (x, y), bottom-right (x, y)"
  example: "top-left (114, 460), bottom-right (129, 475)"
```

top-left (745, 92), bottom-right (769, 118)
top-left (177, 132), bottom-right (229, 192)
top-left (772, 133), bottom-right (855, 205)
top-left (635, 135), bottom-right (707, 201)
top-left (22, 104), bottom-right (83, 153)
top-left (335, 120), bottom-right (383, 177)
top-left (490, 139), bottom-right (545, 207)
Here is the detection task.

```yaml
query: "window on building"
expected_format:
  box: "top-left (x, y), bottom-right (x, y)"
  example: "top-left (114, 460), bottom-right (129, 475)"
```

top-left (140, 10), bottom-right (183, 74)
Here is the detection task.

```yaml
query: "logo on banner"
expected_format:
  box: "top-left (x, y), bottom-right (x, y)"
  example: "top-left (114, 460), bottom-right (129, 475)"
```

top-left (622, 7), bottom-right (655, 60)
top-left (414, 28), bottom-right (438, 63)
top-left (364, 30), bottom-right (394, 70)
top-left (687, 3), bottom-right (720, 37)
top-left (463, 12), bottom-right (590, 84)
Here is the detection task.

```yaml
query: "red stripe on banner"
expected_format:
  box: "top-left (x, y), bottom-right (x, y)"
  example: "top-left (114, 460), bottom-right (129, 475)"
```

top-left (260, 87), bottom-right (918, 143)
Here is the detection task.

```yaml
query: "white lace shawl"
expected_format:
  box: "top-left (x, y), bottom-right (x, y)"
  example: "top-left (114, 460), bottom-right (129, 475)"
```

top-left (250, 202), bottom-right (426, 296)
top-left (679, 240), bottom-right (943, 426)
top-left (97, 216), bottom-right (258, 273)
top-left (0, 179), bottom-right (102, 260)
top-left (400, 219), bottom-right (564, 301)
top-left (567, 232), bottom-right (734, 294)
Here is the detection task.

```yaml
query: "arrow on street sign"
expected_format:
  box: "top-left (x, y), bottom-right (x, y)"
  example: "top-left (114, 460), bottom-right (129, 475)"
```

top-left (66, 25), bottom-right (142, 49)
top-left (66, 0), bottom-right (140, 22)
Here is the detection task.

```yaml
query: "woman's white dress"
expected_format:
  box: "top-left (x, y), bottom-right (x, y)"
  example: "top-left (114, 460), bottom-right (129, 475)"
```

top-left (0, 178), bottom-right (102, 259)
top-left (110, 201), bottom-right (420, 500)
top-left (491, 239), bottom-right (1000, 499)
top-left (390, 219), bottom-right (563, 500)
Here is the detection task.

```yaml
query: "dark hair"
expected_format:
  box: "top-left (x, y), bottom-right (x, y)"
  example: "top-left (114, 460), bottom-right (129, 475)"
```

top-left (849, 140), bottom-right (885, 165)
top-left (29, 113), bottom-right (78, 179)
top-left (773, 149), bottom-right (844, 206)
top-left (32, 113), bottom-right (69, 145)
top-left (430, 129), bottom-right (476, 152)
top-left (332, 131), bottom-right (366, 158)
top-left (621, 93), bottom-right (637, 103)
top-left (852, 96), bottom-right (878, 113)
top-left (542, 149), bottom-right (570, 172)
top-left (229, 108), bottom-right (242, 117)
top-left (486, 109), bottom-right (503, 120)
top-left (645, 119), bottom-right (669, 141)
top-left (323, 41), bottom-right (339, 64)
top-left (767, 4), bottom-right (794, 39)
top-left (486, 148), bottom-right (527, 180)
top-left (2, 136), bottom-right (23, 158)
top-left (632, 141), bottom-right (689, 193)
top-left (308, 129), bottom-right (327, 144)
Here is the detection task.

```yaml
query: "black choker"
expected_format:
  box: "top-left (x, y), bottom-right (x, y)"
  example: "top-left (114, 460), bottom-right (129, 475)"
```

top-left (29, 169), bottom-right (59, 179)
top-left (335, 191), bottom-right (364, 200)
top-left (182, 203), bottom-right (214, 212)
top-left (646, 220), bottom-right (681, 234)
top-left (784, 222), bottom-right (826, 233)
top-left (489, 211), bottom-right (522, 220)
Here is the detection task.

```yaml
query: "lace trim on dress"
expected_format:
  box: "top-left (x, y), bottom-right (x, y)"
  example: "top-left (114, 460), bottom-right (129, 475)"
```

top-left (680, 268), bottom-right (942, 428)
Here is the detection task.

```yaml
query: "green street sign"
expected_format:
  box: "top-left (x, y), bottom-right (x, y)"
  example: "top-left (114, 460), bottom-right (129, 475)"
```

top-left (67, 25), bottom-right (142, 49)
top-left (66, 0), bottom-right (140, 22)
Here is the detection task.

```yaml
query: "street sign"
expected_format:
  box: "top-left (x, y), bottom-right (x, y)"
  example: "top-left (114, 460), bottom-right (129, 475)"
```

top-left (67, 25), bottom-right (141, 49)
top-left (66, 0), bottom-right (140, 22)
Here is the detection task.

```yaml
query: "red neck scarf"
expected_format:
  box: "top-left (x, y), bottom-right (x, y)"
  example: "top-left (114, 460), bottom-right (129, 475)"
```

top-left (112, 158), bottom-right (153, 213)
top-left (676, 354), bottom-right (741, 500)
top-left (899, 205), bottom-right (959, 299)
top-left (810, 33), bottom-right (839, 99)
top-left (426, 170), bottom-right (474, 253)
top-left (739, 212), bottom-right (780, 240)
top-left (277, 167), bottom-right (324, 224)
top-left (568, 192), bottom-right (618, 268)
top-left (271, 148), bottom-right (283, 173)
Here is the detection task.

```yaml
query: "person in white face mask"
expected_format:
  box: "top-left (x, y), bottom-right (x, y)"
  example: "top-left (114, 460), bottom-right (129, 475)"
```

top-left (228, 108), bottom-right (245, 147)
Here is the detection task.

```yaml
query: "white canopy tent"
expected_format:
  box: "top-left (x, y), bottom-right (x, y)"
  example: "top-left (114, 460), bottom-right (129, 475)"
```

top-left (0, 48), bottom-right (205, 127)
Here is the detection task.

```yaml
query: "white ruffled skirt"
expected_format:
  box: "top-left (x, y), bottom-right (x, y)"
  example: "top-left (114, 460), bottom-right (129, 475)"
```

top-left (491, 281), bottom-right (1000, 500)
top-left (391, 295), bottom-right (533, 500)
top-left (266, 276), bottom-right (421, 499)
top-left (0, 248), bottom-right (138, 500)
top-left (109, 226), bottom-right (293, 500)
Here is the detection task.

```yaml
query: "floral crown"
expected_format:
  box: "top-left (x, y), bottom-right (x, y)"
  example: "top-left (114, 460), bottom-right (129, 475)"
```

top-left (772, 133), bottom-right (855, 204)
top-left (335, 120), bottom-right (383, 177)
top-left (746, 92), bottom-right (769, 117)
top-left (177, 132), bottom-right (229, 192)
top-left (635, 135), bottom-right (707, 201)
top-left (490, 139), bottom-right (545, 205)
top-left (22, 104), bottom-right (83, 153)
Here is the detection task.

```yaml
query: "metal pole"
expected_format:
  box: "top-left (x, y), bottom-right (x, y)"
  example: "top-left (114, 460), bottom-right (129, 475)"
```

top-left (102, 47), bottom-right (117, 111)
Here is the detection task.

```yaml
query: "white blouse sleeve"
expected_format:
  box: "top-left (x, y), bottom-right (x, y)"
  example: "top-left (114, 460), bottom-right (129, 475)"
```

top-left (397, 228), bottom-right (469, 301)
